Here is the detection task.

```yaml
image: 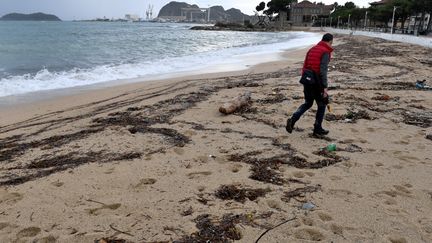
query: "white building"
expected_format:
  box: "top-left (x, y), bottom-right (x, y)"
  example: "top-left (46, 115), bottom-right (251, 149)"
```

top-left (407, 13), bottom-right (430, 34)
top-left (125, 14), bottom-right (140, 22)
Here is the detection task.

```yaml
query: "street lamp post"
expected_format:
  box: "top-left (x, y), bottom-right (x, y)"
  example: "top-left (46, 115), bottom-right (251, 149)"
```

top-left (324, 18), bottom-right (327, 27)
top-left (330, 17), bottom-right (332, 28)
top-left (364, 11), bottom-right (368, 30)
top-left (337, 16), bottom-right (340, 28)
top-left (391, 6), bottom-right (398, 34)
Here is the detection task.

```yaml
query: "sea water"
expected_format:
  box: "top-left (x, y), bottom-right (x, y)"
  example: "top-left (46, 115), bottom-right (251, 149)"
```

top-left (0, 21), bottom-right (320, 97)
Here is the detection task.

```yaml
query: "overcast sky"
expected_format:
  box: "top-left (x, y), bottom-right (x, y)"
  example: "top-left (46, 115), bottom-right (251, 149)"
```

top-left (0, 0), bottom-right (372, 20)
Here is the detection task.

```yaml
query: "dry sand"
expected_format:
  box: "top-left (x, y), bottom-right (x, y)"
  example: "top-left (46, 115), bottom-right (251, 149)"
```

top-left (0, 35), bottom-right (431, 243)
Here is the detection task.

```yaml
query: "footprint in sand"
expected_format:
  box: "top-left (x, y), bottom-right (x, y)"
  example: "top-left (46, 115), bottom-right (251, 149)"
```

top-left (51, 181), bottom-right (64, 187)
top-left (384, 198), bottom-right (397, 205)
top-left (16, 227), bottom-right (41, 238)
top-left (301, 217), bottom-right (315, 226)
top-left (195, 156), bottom-right (209, 163)
top-left (305, 172), bottom-right (315, 177)
top-left (398, 155), bottom-right (420, 163)
top-left (367, 127), bottom-right (376, 132)
top-left (215, 157), bottom-right (227, 164)
top-left (0, 189), bottom-right (23, 205)
top-left (104, 168), bottom-right (115, 175)
top-left (366, 170), bottom-right (381, 177)
top-left (388, 236), bottom-right (408, 243)
top-left (230, 164), bottom-right (243, 173)
top-left (340, 139), bottom-right (355, 144)
top-left (174, 147), bottom-right (185, 155)
top-left (350, 128), bottom-right (359, 133)
top-left (393, 149), bottom-right (405, 155)
top-left (392, 164), bottom-right (404, 169)
top-left (330, 223), bottom-right (344, 236)
top-left (403, 183), bottom-right (413, 188)
top-left (133, 178), bottom-right (157, 188)
top-left (375, 185), bottom-right (412, 199)
top-left (37, 235), bottom-right (57, 243)
top-left (86, 202), bottom-right (122, 216)
top-left (293, 227), bottom-right (325, 241)
top-left (418, 218), bottom-right (432, 234)
top-left (376, 191), bottom-right (398, 198)
top-left (328, 189), bottom-right (363, 199)
top-left (0, 222), bottom-right (12, 232)
top-left (187, 171), bottom-right (212, 179)
top-left (393, 140), bottom-right (409, 145)
top-left (293, 171), bottom-right (305, 178)
top-left (393, 185), bottom-right (412, 195)
top-left (317, 212), bottom-right (333, 222)
top-left (267, 199), bottom-right (282, 210)
top-left (184, 130), bottom-right (197, 136)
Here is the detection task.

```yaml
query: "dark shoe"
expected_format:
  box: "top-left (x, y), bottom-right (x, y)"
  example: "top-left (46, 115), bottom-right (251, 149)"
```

top-left (313, 127), bottom-right (329, 136)
top-left (286, 118), bottom-right (294, 133)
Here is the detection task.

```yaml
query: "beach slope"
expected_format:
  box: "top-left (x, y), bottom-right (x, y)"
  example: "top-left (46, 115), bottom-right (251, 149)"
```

top-left (0, 35), bottom-right (432, 242)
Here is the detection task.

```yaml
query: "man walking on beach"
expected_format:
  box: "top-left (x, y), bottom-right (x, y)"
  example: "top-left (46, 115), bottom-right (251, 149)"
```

top-left (286, 33), bottom-right (334, 136)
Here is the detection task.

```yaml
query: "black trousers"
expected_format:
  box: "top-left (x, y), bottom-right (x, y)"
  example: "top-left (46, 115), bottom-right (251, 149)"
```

top-left (291, 84), bottom-right (326, 130)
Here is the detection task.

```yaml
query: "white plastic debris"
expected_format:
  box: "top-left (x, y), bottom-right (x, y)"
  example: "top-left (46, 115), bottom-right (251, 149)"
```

top-left (302, 202), bottom-right (316, 210)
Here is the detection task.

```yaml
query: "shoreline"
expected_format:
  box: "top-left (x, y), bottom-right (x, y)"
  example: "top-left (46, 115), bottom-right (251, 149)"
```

top-left (1, 35), bottom-right (431, 242)
top-left (0, 47), bottom-right (312, 109)
top-left (0, 46), bottom-right (310, 124)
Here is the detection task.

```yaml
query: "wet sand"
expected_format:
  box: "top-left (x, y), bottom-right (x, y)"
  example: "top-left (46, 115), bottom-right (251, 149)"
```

top-left (0, 35), bottom-right (432, 242)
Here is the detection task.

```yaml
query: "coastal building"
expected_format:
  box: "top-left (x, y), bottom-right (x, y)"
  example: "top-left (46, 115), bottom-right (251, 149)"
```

top-left (125, 14), bottom-right (140, 22)
top-left (407, 13), bottom-right (430, 34)
top-left (157, 8), bottom-right (208, 23)
top-left (290, 1), bottom-right (333, 26)
top-left (180, 8), bottom-right (209, 22)
top-left (156, 15), bottom-right (187, 22)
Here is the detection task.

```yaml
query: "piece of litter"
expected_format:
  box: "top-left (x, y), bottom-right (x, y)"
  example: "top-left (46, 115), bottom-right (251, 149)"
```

top-left (302, 202), bottom-right (316, 210)
top-left (209, 155), bottom-right (216, 159)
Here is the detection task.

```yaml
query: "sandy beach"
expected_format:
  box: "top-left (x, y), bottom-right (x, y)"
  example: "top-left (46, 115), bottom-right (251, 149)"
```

top-left (0, 35), bottom-right (432, 243)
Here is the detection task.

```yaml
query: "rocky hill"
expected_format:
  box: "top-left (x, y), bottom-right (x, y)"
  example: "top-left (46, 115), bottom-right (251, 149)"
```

top-left (0, 12), bottom-right (61, 21)
top-left (158, 2), bottom-right (200, 17)
top-left (226, 8), bottom-right (249, 22)
top-left (158, 1), bottom-right (250, 22)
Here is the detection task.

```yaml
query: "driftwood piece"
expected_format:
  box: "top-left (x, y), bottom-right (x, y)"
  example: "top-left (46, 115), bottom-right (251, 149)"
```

top-left (219, 91), bottom-right (251, 115)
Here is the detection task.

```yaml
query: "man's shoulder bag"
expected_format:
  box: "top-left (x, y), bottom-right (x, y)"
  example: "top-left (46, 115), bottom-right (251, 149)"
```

top-left (299, 69), bottom-right (318, 86)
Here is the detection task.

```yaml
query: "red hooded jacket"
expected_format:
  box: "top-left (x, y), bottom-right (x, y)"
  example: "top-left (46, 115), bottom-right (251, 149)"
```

top-left (302, 41), bottom-right (334, 76)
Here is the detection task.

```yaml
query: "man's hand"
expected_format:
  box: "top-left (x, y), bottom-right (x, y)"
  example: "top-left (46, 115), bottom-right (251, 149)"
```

top-left (323, 88), bottom-right (329, 98)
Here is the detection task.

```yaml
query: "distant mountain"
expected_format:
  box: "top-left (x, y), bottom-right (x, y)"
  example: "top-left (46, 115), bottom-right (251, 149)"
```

top-left (0, 12), bottom-right (61, 21)
top-left (225, 8), bottom-right (249, 22)
top-left (158, 2), bottom-right (199, 17)
top-left (158, 1), bottom-right (250, 22)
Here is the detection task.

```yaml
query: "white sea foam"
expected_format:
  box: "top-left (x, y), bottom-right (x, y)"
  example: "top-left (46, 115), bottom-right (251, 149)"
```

top-left (0, 32), bottom-right (320, 97)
